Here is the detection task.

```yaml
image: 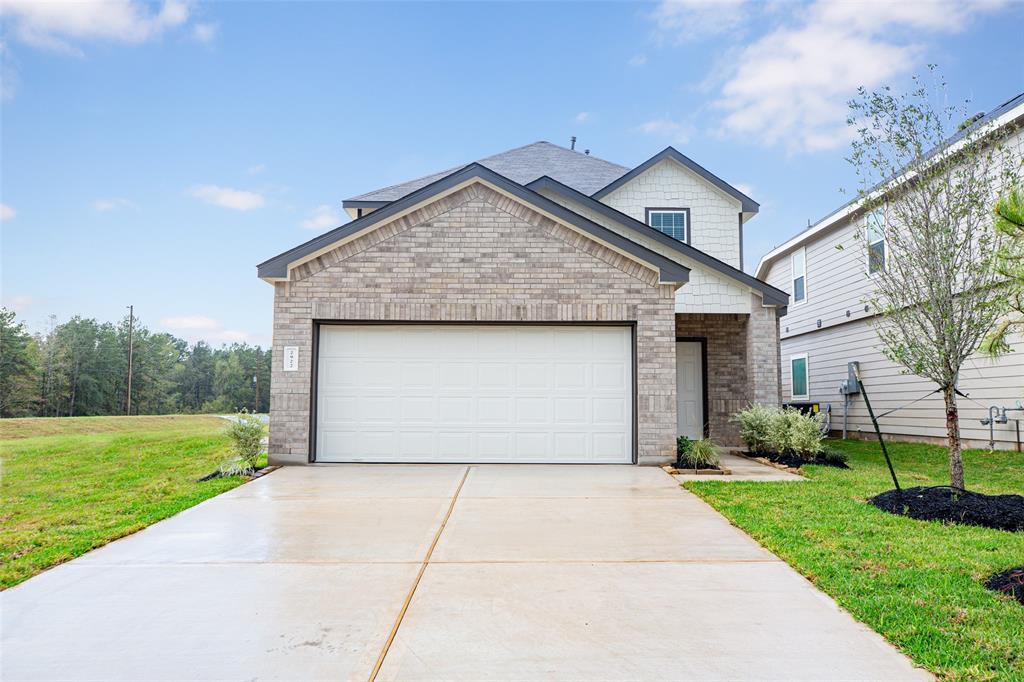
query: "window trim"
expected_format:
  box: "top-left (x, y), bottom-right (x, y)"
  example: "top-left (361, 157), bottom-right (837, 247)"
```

top-left (791, 247), bottom-right (807, 306)
top-left (644, 207), bottom-right (691, 244)
top-left (790, 353), bottom-right (809, 401)
top-left (866, 211), bottom-right (887, 276)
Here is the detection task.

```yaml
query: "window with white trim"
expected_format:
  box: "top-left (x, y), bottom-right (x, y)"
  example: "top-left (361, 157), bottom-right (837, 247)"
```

top-left (790, 354), bottom-right (809, 400)
top-left (646, 209), bottom-right (688, 242)
top-left (791, 247), bottom-right (806, 303)
top-left (866, 211), bottom-right (887, 274)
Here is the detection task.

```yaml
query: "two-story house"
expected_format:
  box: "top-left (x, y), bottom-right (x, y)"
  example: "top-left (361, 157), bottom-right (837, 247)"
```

top-left (258, 142), bottom-right (787, 465)
top-left (757, 93), bottom-right (1024, 450)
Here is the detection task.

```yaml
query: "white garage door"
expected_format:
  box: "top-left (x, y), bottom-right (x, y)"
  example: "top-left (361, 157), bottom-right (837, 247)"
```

top-left (315, 324), bottom-right (633, 463)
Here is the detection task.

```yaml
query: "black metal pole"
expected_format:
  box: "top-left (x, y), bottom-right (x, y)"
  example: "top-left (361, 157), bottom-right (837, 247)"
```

top-left (854, 366), bottom-right (901, 492)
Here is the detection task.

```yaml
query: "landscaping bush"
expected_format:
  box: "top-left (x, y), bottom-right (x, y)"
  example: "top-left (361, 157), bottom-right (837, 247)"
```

top-left (731, 403), bottom-right (774, 454)
top-left (733, 404), bottom-right (827, 461)
top-left (675, 435), bottom-right (693, 464)
top-left (218, 412), bottom-right (265, 476)
top-left (677, 438), bottom-right (720, 469)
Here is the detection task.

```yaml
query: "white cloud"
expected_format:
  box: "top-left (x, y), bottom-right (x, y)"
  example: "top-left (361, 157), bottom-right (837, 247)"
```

top-left (651, 0), bottom-right (748, 41)
top-left (574, 112), bottom-right (591, 124)
top-left (634, 117), bottom-right (693, 144)
top-left (160, 315), bottom-right (251, 345)
top-left (301, 204), bottom-right (341, 231)
top-left (0, 203), bottom-right (15, 221)
top-left (709, 0), bottom-right (1010, 152)
top-left (734, 183), bottom-right (755, 198)
top-left (93, 197), bottom-right (133, 212)
top-left (628, 54), bottom-right (648, 67)
top-left (192, 22), bottom-right (217, 44)
top-left (246, 163), bottom-right (266, 176)
top-left (190, 185), bottom-right (265, 211)
top-left (3, 295), bottom-right (33, 313)
top-left (0, 0), bottom-right (190, 56)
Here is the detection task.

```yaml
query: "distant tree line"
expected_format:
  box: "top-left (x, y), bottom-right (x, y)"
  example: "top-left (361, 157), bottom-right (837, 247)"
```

top-left (0, 308), bottom-right (271, 418)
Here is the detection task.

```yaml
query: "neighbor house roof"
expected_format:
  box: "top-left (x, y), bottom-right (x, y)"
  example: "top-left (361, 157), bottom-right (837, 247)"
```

top-left (260, 163), bottom-right (691, 285)
top-left (343, 141), bottom-right (629, 208)
top-left (755, 90), bottom-right (1024, 280)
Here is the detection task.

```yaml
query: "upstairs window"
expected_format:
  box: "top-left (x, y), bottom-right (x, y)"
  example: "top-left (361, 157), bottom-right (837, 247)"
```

top-left (791, 247), bottom-right (806, 304)
top-left (866, 211), bottom-right (887, 274)
top-left (646, 208), bottom-right (689, 243)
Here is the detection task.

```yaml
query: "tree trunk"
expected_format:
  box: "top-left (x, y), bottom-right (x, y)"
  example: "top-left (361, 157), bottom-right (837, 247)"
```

top-left (943, 384), bottom-right (965, 490)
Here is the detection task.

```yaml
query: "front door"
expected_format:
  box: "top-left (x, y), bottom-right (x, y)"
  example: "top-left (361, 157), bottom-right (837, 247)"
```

top-left (676, 341), bottom-right (704, 440)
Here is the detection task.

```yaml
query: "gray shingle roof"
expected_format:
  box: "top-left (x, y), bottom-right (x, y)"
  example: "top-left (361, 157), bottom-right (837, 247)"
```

top-left (345, 141), bottom-right (629, 205)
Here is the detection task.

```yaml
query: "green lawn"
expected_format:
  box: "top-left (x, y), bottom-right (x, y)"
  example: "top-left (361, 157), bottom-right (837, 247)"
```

top-left (685, 440), bottom-right (1024, 681)
top-left (0, 415), bottom-right (263, 589)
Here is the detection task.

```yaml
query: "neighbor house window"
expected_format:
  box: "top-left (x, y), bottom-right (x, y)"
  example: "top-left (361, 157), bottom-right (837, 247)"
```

top-left (791, 247), bottom-right (806, 304)
top-left (866, 211), bottom-right (887, 274)
top-left (646, 209), bottom-right (689, 242)
top-left (790, 354), bottom-right (809, 400)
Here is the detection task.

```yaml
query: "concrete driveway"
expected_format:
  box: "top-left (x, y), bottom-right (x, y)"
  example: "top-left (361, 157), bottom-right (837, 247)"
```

top-left (2, 465), bottom-right (929, 681)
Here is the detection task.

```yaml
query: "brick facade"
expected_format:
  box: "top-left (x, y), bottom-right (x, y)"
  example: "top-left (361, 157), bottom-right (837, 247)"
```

top-left (270, 182), bottom-right (679, 465)
top-left (675, 303), bottom-right (781, 446)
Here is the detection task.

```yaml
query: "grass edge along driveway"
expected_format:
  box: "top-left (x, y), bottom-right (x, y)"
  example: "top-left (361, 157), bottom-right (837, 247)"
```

top-left (1, 415), bottom-right (261, 589)
top-left (685, 439), bottom-right (1024, 682)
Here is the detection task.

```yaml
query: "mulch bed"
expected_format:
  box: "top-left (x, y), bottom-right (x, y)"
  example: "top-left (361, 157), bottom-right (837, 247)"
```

top-left (748, 451), bottom-right (849, 470)
top-left (868, 486), bottom-right (1024, 532)
top-left (198, 465), bottom-right (280, 482)
top-left (985, 566), bottom-right (1024, 605)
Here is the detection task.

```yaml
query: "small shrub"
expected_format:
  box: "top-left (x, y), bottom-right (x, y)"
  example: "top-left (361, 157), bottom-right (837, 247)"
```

top-left (732, 404), bottom-right (825, 459)
top-left (218, 411), bottom-right (265, 476)
top-left (787, 409), bottom-right (825, 459)
top-left (678, 438), bottom-right (720, 469)
top-left (819, 445), bottom-right (849, 466)
top-left (731, 404), bottom-right (775, 454)
top-left (675, 435), bottom-right (693, 467)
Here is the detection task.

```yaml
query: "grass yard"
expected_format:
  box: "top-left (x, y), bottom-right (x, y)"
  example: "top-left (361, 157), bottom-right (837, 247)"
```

top-left (0, 415), bottom-right (264, 589)
top-left (685, 440), bottom-right (1024, 682)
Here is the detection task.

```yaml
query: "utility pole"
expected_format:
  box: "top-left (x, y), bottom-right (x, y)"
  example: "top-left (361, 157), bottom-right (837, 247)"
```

top-left (126, 305), bottom-right (134, 416)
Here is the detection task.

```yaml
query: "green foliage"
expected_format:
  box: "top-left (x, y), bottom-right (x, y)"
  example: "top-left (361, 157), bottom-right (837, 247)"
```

top-left (0, 308), bottom-right (271, 418)
top-left (730, 403), bottom-right (776, 455)
top-left (677, 438), bottom-right (719, 469)
top-left (219, 412), bottom-right (266, 476)
top-left (0, 308), bottom-right (38, 417)
top-left (685, 439), bottom-right (1024, 680)
top-left (818, 445), bottom-right (850, 466)
top-left (676, 435), bottom-right (693, 457)
top-left (733, 405), bottom-right (825, 459)
top-left (984, 184), bottom-right (1024, 356)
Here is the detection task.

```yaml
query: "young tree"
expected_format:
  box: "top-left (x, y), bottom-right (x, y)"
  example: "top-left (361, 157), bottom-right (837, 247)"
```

top-left (848, 71), bottom-right (1021, 489)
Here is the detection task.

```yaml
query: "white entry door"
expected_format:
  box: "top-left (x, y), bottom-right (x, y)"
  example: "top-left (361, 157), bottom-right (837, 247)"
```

top-left (676, 341), bottom-right (704, 440)
top-left (315, 324), bottom-right (633, 463)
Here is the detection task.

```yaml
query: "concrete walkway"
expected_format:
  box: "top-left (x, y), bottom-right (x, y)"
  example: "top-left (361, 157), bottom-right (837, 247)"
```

top-left (1, 465), bottom-right (930, 681)
top-left (672, 452), bottom-right (806, 482)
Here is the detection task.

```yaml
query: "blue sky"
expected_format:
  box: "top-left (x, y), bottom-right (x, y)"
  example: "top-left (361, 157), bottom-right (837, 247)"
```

top-left (2, 0), bottom-right (1022, 347)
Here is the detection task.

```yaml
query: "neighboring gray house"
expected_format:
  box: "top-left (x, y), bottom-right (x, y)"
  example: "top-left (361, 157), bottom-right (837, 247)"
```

top-left (757, 93), bottom-right (1024, 451)
top-left (259, 142), bottom-right (788, 465)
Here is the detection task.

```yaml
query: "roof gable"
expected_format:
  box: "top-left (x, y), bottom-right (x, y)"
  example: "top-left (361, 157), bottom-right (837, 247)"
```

top-left (527, 176), bottom-right (787, 307)
top-left (258, 163), bottom-right (689, 285)
top-left (343, 141), bottom-right (629, 207)
top-left (591, 146), bottom-right (759, 214)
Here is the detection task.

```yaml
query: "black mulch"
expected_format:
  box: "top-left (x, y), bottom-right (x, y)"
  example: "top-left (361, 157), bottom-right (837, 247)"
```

top-left (752, 451), bottom-right (850, 469)
top-left (868, 486), bottom-right (1024, 532)
top-left (985, 566), bottom-right (1024, 605)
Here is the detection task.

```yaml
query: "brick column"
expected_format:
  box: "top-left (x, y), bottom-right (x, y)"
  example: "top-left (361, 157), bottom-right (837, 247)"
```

top-left (745, 294), bottom-right (782, 406)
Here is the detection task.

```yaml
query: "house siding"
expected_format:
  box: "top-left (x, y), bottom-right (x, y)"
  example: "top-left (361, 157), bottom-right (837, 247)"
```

top-left (602, 158), bottom-right (743, 269)
top-left (270, 182), bottom-right (679, 464)
top-left (763, 124), bottom-right (1024, 449)
top-left (538, 189), bottom-right (752, 314)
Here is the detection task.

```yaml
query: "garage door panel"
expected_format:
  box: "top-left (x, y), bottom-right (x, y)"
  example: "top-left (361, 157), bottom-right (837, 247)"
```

top-left (316, 325), bottom-right (633, 463)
